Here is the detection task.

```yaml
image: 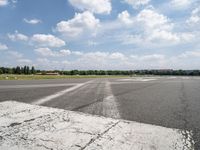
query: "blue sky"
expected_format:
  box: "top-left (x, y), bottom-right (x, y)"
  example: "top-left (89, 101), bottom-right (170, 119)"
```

top-left (0, 0), bottom-right (200, 70)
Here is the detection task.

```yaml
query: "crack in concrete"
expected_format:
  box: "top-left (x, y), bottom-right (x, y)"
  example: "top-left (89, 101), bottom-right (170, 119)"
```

top-left (9, 122), bottom-right (22, 127)
top-left (80, 121), bottom-right (120, 150)
top-left (72, 130), bottom-right (95, 136)
top-left (37, 144), bottom-right (54, 150)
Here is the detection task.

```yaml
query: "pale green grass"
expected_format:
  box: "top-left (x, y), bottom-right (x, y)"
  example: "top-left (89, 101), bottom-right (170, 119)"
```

top-left (0, 74), bottom-right (130, 80)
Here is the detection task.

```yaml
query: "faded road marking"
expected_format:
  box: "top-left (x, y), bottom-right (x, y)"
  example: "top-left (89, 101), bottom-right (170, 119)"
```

top-left (32, 80), bottom-right (93, 105)
top-left (118, 78), bottom-right (157, 82)
top-left (77, 80), bottom-right (121, 119)
top-left (102, 81), bottom-right (121, 118)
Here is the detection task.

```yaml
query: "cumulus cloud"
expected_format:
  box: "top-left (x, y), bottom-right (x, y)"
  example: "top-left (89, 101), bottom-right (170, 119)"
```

top-left (123, 0), bottom-right (150, 8)
top-left (87, 40), bottom-right (98, 46)
top-left (140, 54), bottom-right (165, 61)
top-left (23, 18), bottom-right (42, 24)
top-left (170, 0), bottom-right (191, 9)
top-left (118, 10), bottom-right (133, 25)
top-left (178, 50), bottom-right (200, 58)
top-left (116, 8), bottom-right (194, 45)
top-left (8, 31), bottom-right (28, 41)
top-left (31, 34), bottom-right (65, 47)
top-left (69, 51), bottom-right (128, 70)
top-left (0, 0), bottom-right (8, 6)
top-left (17, 59), bottom-right (32, 63)
top-left (68, 0), bottom-right (111, 14)
top-left (34, 48), bottom-right (71, 57)
top-left (109, 52), bottom-right (126, 60)
top-left (0, 43), bottom-right (8, 51)
top-left (136, 9), bottom-right (194, 43)
top-left (187, 7), bottom-right (200, 25)
top-left (71, 51), bottom-right (83, 56)
top-left (32, 51), bottom-right (167, 70)
top-left (9, 49), bottom-right (200, 70)
top-left (7, 51), bottom-right (23, 58)
top-left (55, 11), bottom-right (100, 38)
top-left (136, 8), bottom-right (173, 31)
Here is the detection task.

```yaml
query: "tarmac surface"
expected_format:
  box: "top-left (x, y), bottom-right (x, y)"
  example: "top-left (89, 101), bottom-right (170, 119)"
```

top-left (0, 76), bottom-right (200, 149)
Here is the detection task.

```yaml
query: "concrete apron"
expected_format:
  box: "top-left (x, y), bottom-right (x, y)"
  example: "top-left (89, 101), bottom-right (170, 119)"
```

top-left (0, 101), bottom-right (194, 150)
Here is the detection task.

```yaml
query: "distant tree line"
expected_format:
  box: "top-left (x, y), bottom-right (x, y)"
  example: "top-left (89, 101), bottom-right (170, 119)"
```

top-left (1, 66), bottom-right (200, 76)
top-left (60, 69), bottom-right (200, 76)
top-left (0, 66), bottom-right (36, 74)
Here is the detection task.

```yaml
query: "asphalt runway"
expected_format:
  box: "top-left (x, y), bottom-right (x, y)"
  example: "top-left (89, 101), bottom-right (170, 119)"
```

top-left (0, 76), bottom-right (200, 149)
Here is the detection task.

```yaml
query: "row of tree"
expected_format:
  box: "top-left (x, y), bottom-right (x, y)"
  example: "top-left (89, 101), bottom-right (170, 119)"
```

top-left (1, 66), bottom-right (200, 76)
top-left (0, 66), bottom-right (36, 74)
top-left (61, 69), bottom-right (200, 76)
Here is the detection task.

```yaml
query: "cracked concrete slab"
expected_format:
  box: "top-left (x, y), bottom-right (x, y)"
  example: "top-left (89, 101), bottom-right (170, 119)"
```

top-left (0, 101), bottom-right (194, 150)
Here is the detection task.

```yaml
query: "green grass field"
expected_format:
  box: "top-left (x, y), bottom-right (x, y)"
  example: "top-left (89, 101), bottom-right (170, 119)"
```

top-left (0, 74), bottom-right (130, 80)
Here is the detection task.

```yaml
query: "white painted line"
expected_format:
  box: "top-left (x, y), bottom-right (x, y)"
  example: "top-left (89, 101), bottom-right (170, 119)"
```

top-left (0, 101), bottom-right (194, 150)
top-left (78, 80), bottom-right (121, 119)
top-left (102, 81), bottom-right (121, 118)
top-left (32, 80), bottom-right (92, 105)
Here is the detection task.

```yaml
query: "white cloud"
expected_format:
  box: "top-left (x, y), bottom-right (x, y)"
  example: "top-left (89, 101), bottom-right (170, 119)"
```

top-left (34, 48), bottom-right (71, 57)
top-left (68, 0), bottom-right (111, 14)
top-left (0, 43), bottom-right (8, 51)
top-left (140, 54), bottom-right (165, 61)
top-left (7, 51), bottom-right (23, 58)
top-left (136, 8), bottom-right (173, 31)
top-left (17, 59), bottom-right (32, 63)
top-left (118, 10), bottom-right (133, 25)
top-left (187, 7), bottom-right (200, 25)
top-left (62, 60), bottom-right (70, 65)
top-left (55, 11), bottom-right (100, 37)
top-left (11, 49), bottom-right (200, 70)
top-left (71, 51), bottom-right (83, 56)
top-left (88, 40), bottom-right (98, 46)
top-left (0, 0), bottom-right (8, 6)
top-left (8, 31), bottom-right (28, 41)
top-left (170, 0), bottom-right (191, 9)
top-left (178, 50), bottom-right (200, 58)
top-left (66, 51), bottom-right (169, 70)
top-left (60, 49), bottom-right (71, 55)
top-left (82, 51), bottom-right (126, 62)
top-left (116, 8), bottom-right (194, 45)
top-left (148, 30), bottom-right (180, 43)
top-left (23, 18), bottom-right (42, 24)
top-left (109, 52), bottom-right (126, 60)
top-left (130, 54), bottom-right (165, 61)
top-left (137, 9), bottom-right (195, 43)
top-left (123, 0), bottom-right (150, 8)
top-left (35, 48), bottom-right (54, 57)
top-left (36, 58), bottom-right (49, 64)
top-left (31, 34), bottom-right (65, 47)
